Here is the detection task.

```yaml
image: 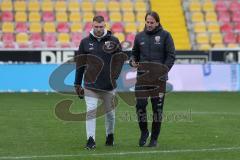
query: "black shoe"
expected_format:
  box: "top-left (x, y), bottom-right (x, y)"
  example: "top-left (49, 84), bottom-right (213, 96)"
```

top-left (105, 133), bottom-right (114, 146)
top-left (148, 139), bottom-right (158, 147)
top-left (85, 136), bottom-right (96, 150)
top-left (139, 131), bottom-right (149, 147)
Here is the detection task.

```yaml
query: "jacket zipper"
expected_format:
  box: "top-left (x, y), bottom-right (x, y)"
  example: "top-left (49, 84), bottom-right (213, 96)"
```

top-left (148, 35), bottom-right (151, 61)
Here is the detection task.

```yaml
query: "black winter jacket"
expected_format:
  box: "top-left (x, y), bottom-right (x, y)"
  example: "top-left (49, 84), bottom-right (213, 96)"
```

top-left (74, 31), bottom-right (124, 91)
top-left (131, 26), bottom-right (175, 71)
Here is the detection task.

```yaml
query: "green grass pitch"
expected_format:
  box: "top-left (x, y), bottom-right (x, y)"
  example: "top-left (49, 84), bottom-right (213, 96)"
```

top-left (0, 92), bottom-right (240, 160)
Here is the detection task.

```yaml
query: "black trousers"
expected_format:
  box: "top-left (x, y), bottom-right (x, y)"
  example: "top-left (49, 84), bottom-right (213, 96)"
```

top-left (135, 82), bottom-right (166, 141)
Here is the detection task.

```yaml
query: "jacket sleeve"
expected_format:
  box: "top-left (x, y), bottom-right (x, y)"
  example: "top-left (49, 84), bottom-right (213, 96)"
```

top-left (74, 40), bottom-right (86, 86)
top-left (130, 34), bottom-right (140, 62)
top-left (164, 33), bottom-right (176, 71)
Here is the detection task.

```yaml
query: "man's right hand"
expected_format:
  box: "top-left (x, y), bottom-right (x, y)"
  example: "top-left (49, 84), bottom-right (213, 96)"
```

top-left (74, 85), bottom-right (84, 99)
top-left (130, 60), bottom-right (140, 68)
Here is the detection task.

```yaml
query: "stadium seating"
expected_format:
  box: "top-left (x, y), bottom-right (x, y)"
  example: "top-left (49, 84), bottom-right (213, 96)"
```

top-left (184, 0), bottom-right (240, 49)
top-left (0, 0), bottom-right (150, 49)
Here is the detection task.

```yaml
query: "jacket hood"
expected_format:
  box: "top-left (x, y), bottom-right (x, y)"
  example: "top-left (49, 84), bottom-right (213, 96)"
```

top-left (90, 29), bottom-right (112, 41)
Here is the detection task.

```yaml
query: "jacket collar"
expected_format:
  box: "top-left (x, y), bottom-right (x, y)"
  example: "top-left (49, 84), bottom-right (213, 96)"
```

top-left (144, 25), bottom-right (162, 35)
top-left (89, 29), bottom-right (111, 41)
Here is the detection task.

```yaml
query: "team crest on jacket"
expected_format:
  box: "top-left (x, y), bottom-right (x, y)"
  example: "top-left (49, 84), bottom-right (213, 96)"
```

top-left (154, 36), bottom-right (161, 44)
top-left (103, 41), bottom-right (118, 54)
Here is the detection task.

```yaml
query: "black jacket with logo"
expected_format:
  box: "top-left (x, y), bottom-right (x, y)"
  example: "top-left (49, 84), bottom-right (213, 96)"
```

top-left (74, 31), bottom-right (124, 91)
top-left (131, 26), bottom-right (176, 80)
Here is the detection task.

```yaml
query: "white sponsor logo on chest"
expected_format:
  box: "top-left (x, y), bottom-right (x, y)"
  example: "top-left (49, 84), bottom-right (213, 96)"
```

top-left (89, 43), bottom-right (94, 50)
top-left (154, 36), bottom-right (161, 44)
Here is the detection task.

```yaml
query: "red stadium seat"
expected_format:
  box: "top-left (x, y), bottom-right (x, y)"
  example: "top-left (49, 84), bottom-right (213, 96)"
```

top-left (2, 33), bottom-right (15, 48)
top-left (2, 33), bottom-right (14, 43)
top-left (220, 23), bottom-right (233, 33)
top-left (2, 11), bottom-right (14, 22)
top-left (16, 22), bottom-right (28, 32)
top-left (224, 32), bottom-right (236, 44)
top-left (44, 33), bottom-right (56, 48)
top-left (84, 22), bottom-right (92, 33)
top-left (71, 32), bottom-right (82, 47)
top-left (125, 33), bottom-right (135, 44)
top-left (111, 22), bottom-right (124, 33)
top-left (215, 0), bottom-right (228, 12)
top-left (96, 11), bottom-right (109, 21)
top-left (237, 34), bottom-right (240, 43)
top-left (234, 23), bottom-right (240, 32)
top-left (31, 33), bottom-right (42, 48)
top-left (218, 11), bottom-right (230, 23)
top-left (57, 22), bottom-right (69, 33)
top-left (42, 11), bottom-right (55, 22)
top-left (229, 0), bottom-right (240, 12)
top-left (232, 12), bottom-right (240, 23)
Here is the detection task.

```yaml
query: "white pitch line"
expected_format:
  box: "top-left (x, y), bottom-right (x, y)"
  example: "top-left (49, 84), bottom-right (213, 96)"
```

top-left (166, 111), bottom-right (240, 116)
top-left (1, 147), bottom-right (240, 160)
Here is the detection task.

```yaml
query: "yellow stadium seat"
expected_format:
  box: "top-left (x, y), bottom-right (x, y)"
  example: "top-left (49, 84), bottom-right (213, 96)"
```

top-left (138, 22), bottom-right (145, 32)
top-left (191, 12), bottom-right (204, 23)
top-left (136, 12), bottom-right (146, 23)
top-left (16, 33), bottom-right (29, 43)
top-left (203, 1), bottom-right (214, 12)
top-left (213, 43), bottom-right (225, 48)
top-left (134, 2), bottom-right (147, 12)
top-left (58, 33), bottom-right (70, 43)
top-left (196, 33), bottom-right (209, 44)
top-left (68, 1), bottom-right (80, 12)
top-left (114, 33), bottom-right (125, 43)
top-left (210, 33), bottom-right (223, 44)
top-left (30, 23), bottom-right (42, 33)
top-left (125, 23), bottom-right (137, 33)
top-left (95, 2), bottom-right (107, 11)
top-left (193, 23), bottom-right (206, 33)
top-left (15, 12), bottom-right (27, 22)
top-left (123, 12), bottom-right (135, 22)
top-left (44, 22), bottom-right (56, 32)
top-left (29, 12), bottom-right (41, 22)
top-left (2, 22), bottom-right (14, 33)
top-left (105, 22), bottom-right (110, 30)
top-left (207, 23), bottom-right (220, 33)
top-left (227, 43), bottom-right (239, 48)
top-left (189, 2), bottom-right (201, 12)
top-left (81, 2), bottom-right (93, 12)
top-left (198, 44), bottom-right (211, 50)
top-left (69, 12), bottom-right (81, 22)
top-left (205, 12), bottom-right (217, 22)
top-left (121, 2), bottom-right (133, 12)
top-left (110, 12), bottom-right (122, 22)
top-left (83, 12), bottom-right (94, 22)
top-left (56, 12), bottom-right (68, 22)
top-left (41, 1), bottom-right (53, 11)
top-left (70, 23), bottom-right (82, 32)
top-left (14, 1), bottom-right (26, 11)
top-left (1, 1), bottom-right (13, 11)
top-left (28, 1), bottom-right (40, 11)
top-left (108, 1), bottom-right (120, 12)
top-left (55, 1), bottom-right (67, 11)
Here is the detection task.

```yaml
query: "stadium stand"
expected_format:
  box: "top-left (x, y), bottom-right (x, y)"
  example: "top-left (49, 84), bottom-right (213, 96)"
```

top-left (0, 0), bottom-right (150, 49)
top-left (184, 0), bottom-right (240, 49)
top-left (1, 0), bottom-right (239, 50)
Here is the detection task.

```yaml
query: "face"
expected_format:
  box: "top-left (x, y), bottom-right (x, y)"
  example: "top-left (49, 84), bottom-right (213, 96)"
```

top-left (145, 15), bottom-right (159, 31)
top-left (92, 21), bottom-right (105, 37)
